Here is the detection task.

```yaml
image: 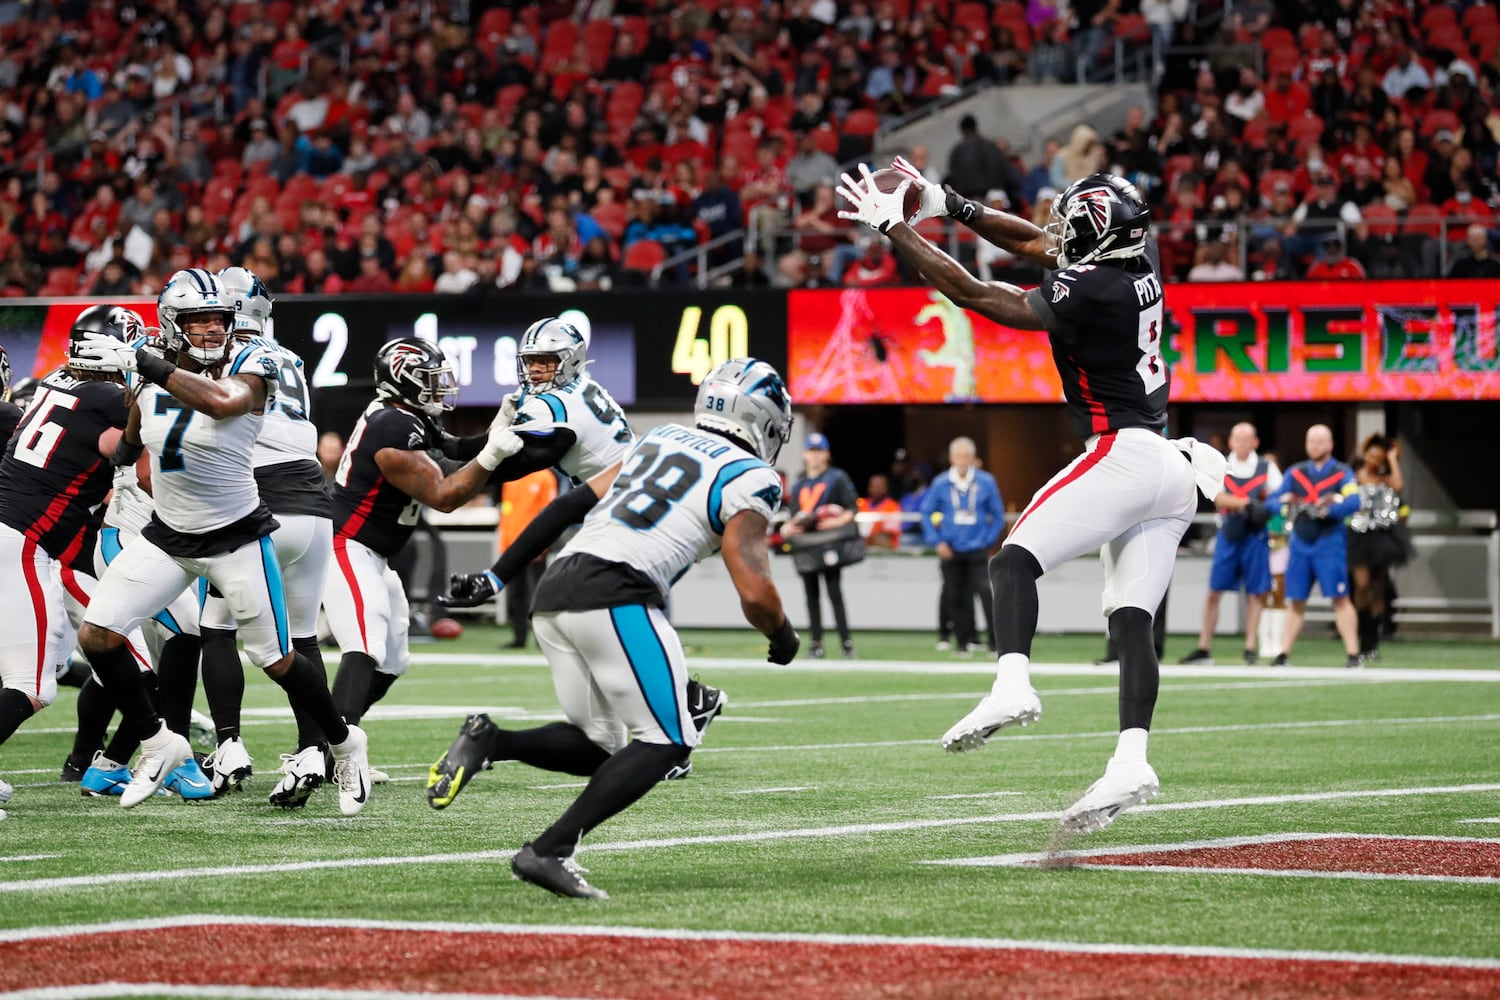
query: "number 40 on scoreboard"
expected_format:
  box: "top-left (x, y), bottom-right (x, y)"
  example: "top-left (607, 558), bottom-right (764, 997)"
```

top-left (672, 304), bottom-right (749, 385)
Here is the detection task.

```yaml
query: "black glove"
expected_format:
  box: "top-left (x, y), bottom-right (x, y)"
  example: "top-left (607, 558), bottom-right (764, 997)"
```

top-left (436, 571), bottom-right (501, 608)
top-left (1243, 499), bottom-right (1272, 530)
top-left (767, 618), bottom-right (800, 665)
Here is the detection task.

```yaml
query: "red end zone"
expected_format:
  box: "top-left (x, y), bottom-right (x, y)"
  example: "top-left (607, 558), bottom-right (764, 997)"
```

top-left (1068, 834), bottom-right (1500, 879)
top-left (2, 920), bottom-right (1498, 999)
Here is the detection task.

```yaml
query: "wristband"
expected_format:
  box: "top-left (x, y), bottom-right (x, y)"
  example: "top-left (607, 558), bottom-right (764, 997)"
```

top-left (135, 348), bottom-right (178, 386)
top-left (483, 570), bottom-right (502, 591)
top-left (945, 190), bottom-right (980, 223)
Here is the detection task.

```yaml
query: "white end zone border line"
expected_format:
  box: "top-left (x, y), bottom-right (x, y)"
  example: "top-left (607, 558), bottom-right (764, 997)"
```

top-left (927, 831), bottom-right (1500, 886)
top-left (0, 914), bottom-right (1497, 973)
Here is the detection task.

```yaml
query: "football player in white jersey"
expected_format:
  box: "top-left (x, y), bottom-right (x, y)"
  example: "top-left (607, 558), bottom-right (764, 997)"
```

top-left (192, 267), bottom-right (342, 806)
top-left (437, 317), bottom-right (731, 737)
top-left (425, 358), bottom-right (800, 899)
top-left (72, 268), bottom-right (372, 814)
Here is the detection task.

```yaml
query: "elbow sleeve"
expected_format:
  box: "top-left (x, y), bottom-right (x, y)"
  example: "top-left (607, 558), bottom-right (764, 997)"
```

top-left (492, 486), bottom-right (600, 583)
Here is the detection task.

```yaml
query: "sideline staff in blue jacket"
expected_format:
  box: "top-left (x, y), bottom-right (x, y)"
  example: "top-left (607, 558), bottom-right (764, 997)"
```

top-left (1275, 424), bottom-right (1363, 668)
top-left (921, 437), bottom-right (1004, 654)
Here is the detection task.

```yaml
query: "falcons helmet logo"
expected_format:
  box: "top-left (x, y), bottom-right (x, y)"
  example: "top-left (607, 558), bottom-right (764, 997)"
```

top-left (1071, 189), bottom-right (1114, 237)
top-left (386, 343), bottom-right (427, 381)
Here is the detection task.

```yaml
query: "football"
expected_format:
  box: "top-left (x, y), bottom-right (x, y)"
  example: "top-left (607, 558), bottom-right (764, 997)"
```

top-left (814, 503), bottom-right (848, 530)
top-left (430, 617), bottom-right (464, 640)
top-left (869, 167), bottom-right (923, 223)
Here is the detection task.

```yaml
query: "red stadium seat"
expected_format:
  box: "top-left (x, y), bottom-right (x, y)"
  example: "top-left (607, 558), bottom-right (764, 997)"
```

top-left (477, 7), bottom-right (512, 46)
top-left (1419, 4), bottom-right (1458, 34)
top-left (1287, 114), bottom-right (1325, 145)
top-left (592, 201), bottom-right (628, 240)
top-left (622, 239), bottom-right (667, 272)
top-left (1403, 203), bottom-right (1443, 240)
top-left (1420, 109), bottom-right (1461, 137)
top-left (1260, 26), bottom-right (1295, 51)
top-left (843, 109), bottom-right (880, 137)
top-left (1361, 203), bottom-right (1399, 238)
top-left (1464, 4), bottom-right (1499, 29)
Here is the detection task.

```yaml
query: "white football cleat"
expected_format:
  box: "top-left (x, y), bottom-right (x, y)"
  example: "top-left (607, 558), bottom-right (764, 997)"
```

top-left (207, 737), bottom-right (253, 796)
top-left (330, 725), bottom-right (371, 816)
top-left (268, 746), bottom-right (326, 809)
top-left (1060, 758), bottom-right (1160, 834)
top-left (121, 728), bottom-right (192, 809)
top-left (368, 767), bottom-right (390, 784)
top-left (941, 685), bottom-right (1042, 752)
top-left (0, 777), bottom-right (13, 804)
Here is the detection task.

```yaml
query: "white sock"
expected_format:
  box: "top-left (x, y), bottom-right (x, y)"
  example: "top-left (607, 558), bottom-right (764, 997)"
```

top-left (994, 652), bottom-right (1032, 691)
top-left (1113, 727), bottom-right (1149, 762)
top-left (140, 722), bottom-right (172, 750)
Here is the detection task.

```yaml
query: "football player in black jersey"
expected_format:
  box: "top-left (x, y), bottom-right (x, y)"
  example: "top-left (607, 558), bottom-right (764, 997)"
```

top-left (0, 344), bottom-right (22, 445)
top-left (323, 338), bottom-right (523, 739)
top-left (0, 308), bottom-right (133, 812)
top-left (840, 164), bottom-right (1225, 834)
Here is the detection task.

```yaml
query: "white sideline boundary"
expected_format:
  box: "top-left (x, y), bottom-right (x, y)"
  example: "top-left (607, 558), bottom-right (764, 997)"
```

top-left (2, 783), bottom-right (1498, 896)
top-left (0, 914), bottom-right (1497, 971)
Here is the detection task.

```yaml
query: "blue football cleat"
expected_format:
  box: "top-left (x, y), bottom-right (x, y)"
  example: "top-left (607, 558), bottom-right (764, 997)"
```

top-left (165, 756), bottom-right (214, 800)
top-left (80, 753), bottom-right (130, 797)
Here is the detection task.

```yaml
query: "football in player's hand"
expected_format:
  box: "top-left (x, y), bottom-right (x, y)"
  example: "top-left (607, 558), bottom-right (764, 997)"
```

top-left (430, 617), bottom-right (464, 640)
top-left (870, 168), bottom-right (922, 223)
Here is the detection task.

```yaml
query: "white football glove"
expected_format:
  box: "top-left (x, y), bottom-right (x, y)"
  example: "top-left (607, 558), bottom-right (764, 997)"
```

top-left (890, 155), bottom-right (947, 224)
top-left (70, 333), bottom-right (139, 375)
top-left (836, 164), bottom-right (911, 235)
top-left (491, 388), bottom-right (523, 431)
top-left (476, 425), bottom-right (525, 471)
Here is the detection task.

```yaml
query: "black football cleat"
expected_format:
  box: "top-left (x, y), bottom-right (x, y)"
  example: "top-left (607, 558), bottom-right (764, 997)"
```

top-left (60, 754), bottom-right (90, 783)
top-left (426, 713), bottom-right (499, 810)
top-left (511, 843), bottom-right (608, 899)
top-left (686, 677), bottom-right (727, 735)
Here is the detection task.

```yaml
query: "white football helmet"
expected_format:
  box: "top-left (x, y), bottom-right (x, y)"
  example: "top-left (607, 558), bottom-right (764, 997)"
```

top-left (157, 269), bottom-right (236, 367)
top-left (217, 266), bottom-right (274, 337)
top-left (694, 358), bottom-right (794, 463)
top-left (517, 317), bottom-right (589, 391)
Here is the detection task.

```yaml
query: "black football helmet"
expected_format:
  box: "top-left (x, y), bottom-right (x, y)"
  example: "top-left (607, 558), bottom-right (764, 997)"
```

top-left (1044, 172), bottom-right (1151, 269)
top-left (66, 304), bottom-right (147, 381)
top-left (374, 337), bottom-right (457, 419)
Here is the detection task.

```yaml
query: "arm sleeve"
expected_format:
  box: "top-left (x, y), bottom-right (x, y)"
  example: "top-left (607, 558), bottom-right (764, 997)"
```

top-left (489, 485), bottom-right (601, 584)
top-left (483, 428), bottom-right (579, 484)
top-left (442, 432), bottom-right (489, 462)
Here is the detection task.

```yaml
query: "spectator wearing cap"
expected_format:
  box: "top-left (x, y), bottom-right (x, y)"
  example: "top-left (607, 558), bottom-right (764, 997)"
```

top-left (740, 138), bottom-right (793, 234)
top-left (241, 119), bottom-right (277, 167)
top-left (1448, 225), bottom-right (1500, 278)
top-left (346, 248), bottom-right (394, 293)
top-left (1223, 67), bottom-right (1265, 124)
top-left (1263, 64), bottom-right (1311, 123)
top-left (786, 133), bottom-right (842, 204)
top-left (1290, 172), bottom-right (1359, 264)
top-left (1305, 236), bottom-right (1366, 279)
top-left (784, 432), bottom-right (860, 659)
top-left (1382, 44), bottom-right (1432, 101)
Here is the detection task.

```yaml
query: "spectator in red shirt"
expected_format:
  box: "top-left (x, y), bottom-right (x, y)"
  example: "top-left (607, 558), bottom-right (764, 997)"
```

top-left (1305, 236), bottom-right (1367, 279)
top-left (843, 238), bottom-right (899, 287)
top-left (1262, 66), bottom-right (1311, 124)
top-left (288, 247), bottom-right (344, 294)
top-left (739, 138), bottom-right (792, 230)
top-left (345, 249), bottom-right (394, 292)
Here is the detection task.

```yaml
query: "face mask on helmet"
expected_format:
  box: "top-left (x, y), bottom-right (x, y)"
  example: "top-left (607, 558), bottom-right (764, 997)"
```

top-left (0, 344), bottom-right (11, 401)
top-left (693, 357), bottom-right (794, 463)
top-left (517, 317), bottom-right (589, 391)
top-left (216, 266), bottom-right (274, 337)
top-left (158, 269), bottom-right (237, 368)
top-left (1044, 173), bottom-right (1151, 269)
top-left (65, 304), bottom-right (148, 380)
top-left (375, 338), bottom-right (458, 419)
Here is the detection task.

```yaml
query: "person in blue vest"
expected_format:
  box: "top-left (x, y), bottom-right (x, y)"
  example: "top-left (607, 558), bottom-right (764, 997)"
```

top-left (1180, 422), bottom-right (1281, 666)
top-left (1275, 424), bottom-right (1363, 668)
top-left (920, 437), bottom-right (1005, 655)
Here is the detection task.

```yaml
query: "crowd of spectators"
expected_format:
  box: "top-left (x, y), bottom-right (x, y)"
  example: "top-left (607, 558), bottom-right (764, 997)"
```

top-left (0, 0), bottom-right (1494, 299)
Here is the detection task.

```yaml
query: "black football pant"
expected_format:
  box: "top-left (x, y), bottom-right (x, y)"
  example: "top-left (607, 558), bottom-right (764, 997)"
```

top-left (941, 549), bottom-right (994, 650)
top-left (800, 568), bottom-right (850, 645)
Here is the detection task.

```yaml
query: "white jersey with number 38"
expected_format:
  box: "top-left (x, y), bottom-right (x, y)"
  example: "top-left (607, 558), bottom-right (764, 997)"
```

top-left (559, 423), bottom-right (783, 597)
top-left (136, 342), bottom-right (278, 534)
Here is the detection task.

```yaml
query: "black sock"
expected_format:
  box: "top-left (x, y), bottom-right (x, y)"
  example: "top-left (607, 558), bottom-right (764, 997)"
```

top-left (199, 627), bottom-right (244, 742)
top-left (989, 547), bottom-right (1043, 656)
top-left (361, 671), bottom-right (397, 719)
top-left (103, 671), bottom-right (160, 763)
top-left (84, 641), bottom-right (162, 743)
top-left (494, 722), bottom-right (611, 776)
top-left (70, 677), bottom-right (114, 762)
top-left (1357, 610), bottom-right (1379, 653)
top-left (272, 651), bottom-right (350, 746)
top-left (330, 651), bottom-right (377, 726)
top-left (1110, 606), bottom-right (1159, 731)
top-left (0, 688), bottom-right (36, 745)
top-left (290, 636), bottom-right (327, 748)
top-left (531, 740), bottom-right (689, 856)
top-left (153, 633), bottom-right (201, 737)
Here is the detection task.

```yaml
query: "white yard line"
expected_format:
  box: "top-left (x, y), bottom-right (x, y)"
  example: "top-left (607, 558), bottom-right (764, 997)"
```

top-left (729, 786), bottom-right (815, 795)
top-left (1458, 818), bottom-right (1500, 825)
top-left (2, 783), bottom-right (1497, 896)
top-left (1, 914), bottom-right (1497, 971)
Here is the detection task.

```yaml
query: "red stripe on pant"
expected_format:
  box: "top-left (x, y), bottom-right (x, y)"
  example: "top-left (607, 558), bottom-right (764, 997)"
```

top-left (20, 537), bottom-right (47, 694)
top-left (58, 567), bottom-right (149, 670)
top-left (333, 535), bottom-right (369, 653)
top-left (1011, 432), bottom-right (1118, 536)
